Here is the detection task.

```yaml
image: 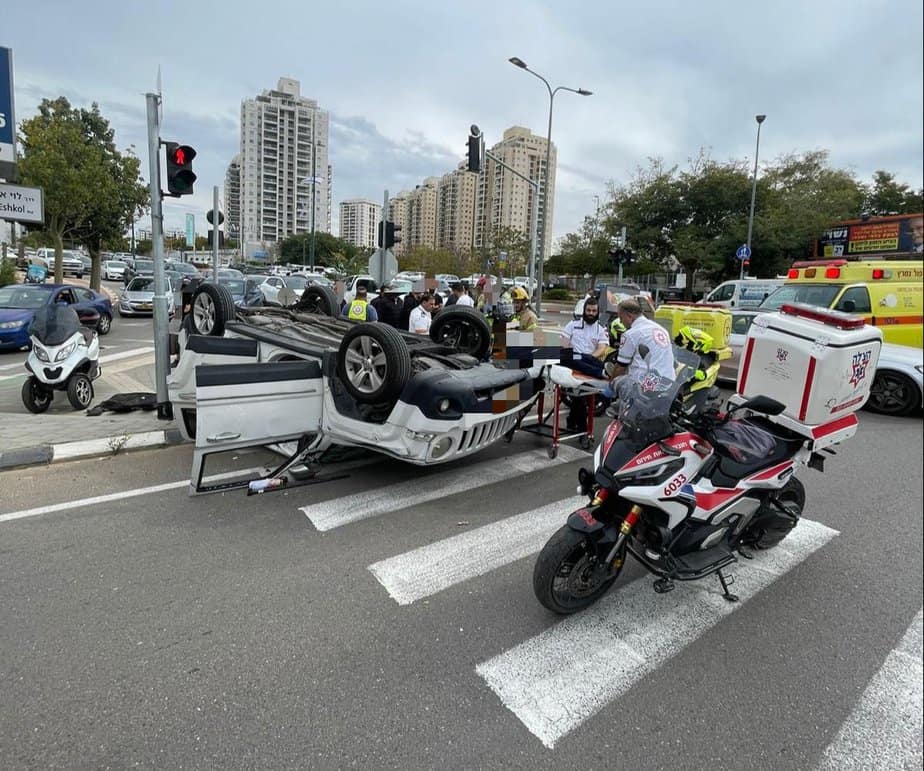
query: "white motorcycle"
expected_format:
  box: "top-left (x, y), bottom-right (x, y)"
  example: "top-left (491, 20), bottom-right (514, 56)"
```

top-left (22, 304), bottom-right (101, 413)
top-left (533, 345), bottom-right (851, 613)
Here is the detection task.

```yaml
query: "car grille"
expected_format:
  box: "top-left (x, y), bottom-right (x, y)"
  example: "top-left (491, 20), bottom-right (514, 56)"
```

top-left (43, 366), bottom-right (63, 379)
top-left (456, 409), bottom-right (525, 454)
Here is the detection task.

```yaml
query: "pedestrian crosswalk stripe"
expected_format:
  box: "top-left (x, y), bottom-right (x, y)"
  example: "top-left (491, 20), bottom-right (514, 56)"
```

top-left (475, 518), bottom-right (839, 749)
top-left (299, 444), bottom-right (587, 532)
top-left (817, 608), bottom-right (923, 770)
top-left (369, 496), bottom-right (585, 605)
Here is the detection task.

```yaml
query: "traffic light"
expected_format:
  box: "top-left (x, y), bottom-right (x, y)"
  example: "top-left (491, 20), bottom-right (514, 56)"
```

top-left (164, 142), bottom-right (197, 197)
top-left (377, 220), bottom-right (402, 249)
top-left (467, 125), bottom-right (483, 173)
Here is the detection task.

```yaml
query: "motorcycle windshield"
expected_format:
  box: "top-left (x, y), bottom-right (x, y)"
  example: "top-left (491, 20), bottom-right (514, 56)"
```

top-left (615, 346), bottom-right (700, 446)
top-left (28, 303), bottom-right (81, 346)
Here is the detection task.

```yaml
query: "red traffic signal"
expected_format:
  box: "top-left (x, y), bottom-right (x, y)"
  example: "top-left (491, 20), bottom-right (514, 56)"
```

top-left (164, 141), bottom-right (197, 196)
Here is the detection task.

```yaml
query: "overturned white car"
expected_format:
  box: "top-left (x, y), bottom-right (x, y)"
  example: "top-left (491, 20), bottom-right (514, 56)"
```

top-left (168, 282), bottom-right (548, 493)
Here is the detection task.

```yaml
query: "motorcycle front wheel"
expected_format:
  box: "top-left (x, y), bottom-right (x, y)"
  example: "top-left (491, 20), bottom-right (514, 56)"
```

top-left (22, 376), bottom-right (52, 414)
top-left (533, 525), bottom-right (621, 614)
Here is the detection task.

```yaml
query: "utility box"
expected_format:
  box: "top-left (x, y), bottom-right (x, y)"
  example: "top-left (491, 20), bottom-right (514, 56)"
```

top-left (736, 303), bottom-right (882, 426)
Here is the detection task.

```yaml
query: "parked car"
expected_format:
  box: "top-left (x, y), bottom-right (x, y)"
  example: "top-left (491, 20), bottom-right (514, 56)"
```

top-left (343, 275), bottom-right (379, 304)
top-left (123, 258), bottom-right (154, 284)
top-left (0, 283), bottom-right (113, 350)
top-left (118, 276), bottom-right (176, 317)
top-left (717, 310), bottom-right (761, 384)
top-left (219, 277), bottom-right (265, 308)
top-left (36, 248), bottom-right (85, 278)
top-left (165, 260), bottom-right (201, 287)
top-left (102, 260), bottom-right (129, 281)
top-left (259, 274), bottom-right (313, 306)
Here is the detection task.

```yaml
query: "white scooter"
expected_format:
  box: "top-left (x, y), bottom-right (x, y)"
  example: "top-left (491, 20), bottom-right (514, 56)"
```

top-left (22, 303), bottom-right (102, 413)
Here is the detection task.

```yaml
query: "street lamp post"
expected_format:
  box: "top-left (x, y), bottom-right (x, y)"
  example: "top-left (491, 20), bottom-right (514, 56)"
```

top-left (742, 114), bottom-right (767, 280)
top-left (509, 57), bottom-right (591, 316)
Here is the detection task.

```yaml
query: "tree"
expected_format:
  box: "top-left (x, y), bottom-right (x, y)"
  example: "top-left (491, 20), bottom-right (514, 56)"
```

top-left (18, 97), bottom-right (148, 288)
top-left (863, 171), bottom-right (924, 215)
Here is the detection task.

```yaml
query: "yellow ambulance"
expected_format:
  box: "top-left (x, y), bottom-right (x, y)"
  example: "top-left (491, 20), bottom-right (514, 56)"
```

top-left (759, 257), bottom-right (923, 347)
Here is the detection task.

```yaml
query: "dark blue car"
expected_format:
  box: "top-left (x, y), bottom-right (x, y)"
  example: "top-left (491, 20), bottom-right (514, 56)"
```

top-left (0, 283), bottom-right (113, 351)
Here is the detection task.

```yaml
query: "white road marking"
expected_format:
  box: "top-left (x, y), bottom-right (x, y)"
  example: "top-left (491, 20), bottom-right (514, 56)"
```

top-left (817, 608), bottom-right (923, 770)
top-left (299, 444), bottom-right (587, 532)
top-left (0, 467), bottom-right (264, 523)
top-left (369, 496), bottom-right (585, 605)
top-left (476, 519), bottom-right (839, 749)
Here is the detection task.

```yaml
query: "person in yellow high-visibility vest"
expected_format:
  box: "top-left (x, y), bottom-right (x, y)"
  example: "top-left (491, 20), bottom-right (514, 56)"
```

top-left (341, 284), bottom-right (378, 322)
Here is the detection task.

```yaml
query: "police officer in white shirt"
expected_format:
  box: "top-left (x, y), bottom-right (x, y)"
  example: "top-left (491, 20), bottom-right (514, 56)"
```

top-left (408, 292), bottom-right (437, 334)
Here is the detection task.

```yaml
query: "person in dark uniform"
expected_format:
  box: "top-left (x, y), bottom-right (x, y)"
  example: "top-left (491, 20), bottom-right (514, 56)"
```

top-left (371, 283), bottom-right (404, 328)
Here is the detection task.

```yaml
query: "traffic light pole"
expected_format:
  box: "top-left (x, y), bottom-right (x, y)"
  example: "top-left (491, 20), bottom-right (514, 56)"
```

top-left (145, 91), bottom-right (172, 420)
top-left (484, 149), bottom-right (538, 307)
top-left (212, 186), bottom-right (219, 277)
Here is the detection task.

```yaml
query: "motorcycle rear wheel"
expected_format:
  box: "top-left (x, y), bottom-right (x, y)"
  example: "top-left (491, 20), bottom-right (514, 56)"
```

top-left (533, 525), bottom-right (621, 614)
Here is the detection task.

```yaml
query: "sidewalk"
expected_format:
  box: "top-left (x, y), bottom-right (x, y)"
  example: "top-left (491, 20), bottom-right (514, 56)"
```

top-left (0, 351), bottom-right (183, 472)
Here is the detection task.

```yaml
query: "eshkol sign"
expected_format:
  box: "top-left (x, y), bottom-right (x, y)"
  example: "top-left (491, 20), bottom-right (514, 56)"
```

top-left (0, 47), bottom-right (16, 171)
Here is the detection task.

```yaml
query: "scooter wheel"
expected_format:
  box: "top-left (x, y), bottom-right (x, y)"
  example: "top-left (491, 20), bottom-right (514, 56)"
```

top-left (579, 435), bottom-right (592, 450)
top-left (547, 445), bottom-right (558, 459)
top-left (22, 376), bottom-right (53, 414)
top-left (67, 373), bottom-right (94, 410)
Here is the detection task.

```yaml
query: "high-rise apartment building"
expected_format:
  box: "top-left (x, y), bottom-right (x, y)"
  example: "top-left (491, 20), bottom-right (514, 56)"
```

top-left (385, 126), bottom-right (554, 260)
top-left (478, 126), bottom-right (554, 260)
top-left (339, 199), bottom-right (382, 249)
top-left (224, 154), bottom-right (241, 240)
top-left (238, 78), bottom-right (330, 250)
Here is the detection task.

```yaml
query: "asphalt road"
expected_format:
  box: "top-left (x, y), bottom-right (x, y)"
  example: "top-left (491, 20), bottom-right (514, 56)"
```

top-left (0, 406), bottom-right (921, 769)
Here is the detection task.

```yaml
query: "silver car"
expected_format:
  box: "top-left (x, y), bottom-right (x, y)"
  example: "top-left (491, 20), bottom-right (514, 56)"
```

top-left (118, 276), bottom-right (175, 317)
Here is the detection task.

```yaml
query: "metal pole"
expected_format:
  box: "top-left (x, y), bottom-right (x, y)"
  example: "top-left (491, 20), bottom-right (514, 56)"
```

top-left (212, 186), bottom-right (220, 276)
top-left (131, 218), bottom-right (135, 256)
top-left (537, 90), bottom-right (554, 317)
top-left (743, 114), bottom-right (766, 280)
top-left (310, 138), bottom-right (317, 270)
top-left (145, 92), bottom-right (171, 420)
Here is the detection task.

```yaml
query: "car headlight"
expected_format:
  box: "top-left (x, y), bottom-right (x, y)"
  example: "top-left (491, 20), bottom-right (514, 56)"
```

top-left (0, 320), bottom-right (27, 329)
top-left (55, 341), bottom-right (77, 361)
top-left (34, 344), bottom-right (50, 362)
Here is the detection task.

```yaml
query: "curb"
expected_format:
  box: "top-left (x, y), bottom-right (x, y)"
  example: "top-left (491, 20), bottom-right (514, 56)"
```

top-left (0, 428), bottom-right (185, 471)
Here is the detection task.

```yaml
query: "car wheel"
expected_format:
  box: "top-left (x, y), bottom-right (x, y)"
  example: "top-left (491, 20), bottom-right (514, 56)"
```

top-left (429, 306), bottom-right (492, 359)
top-left (22, 376), bottom-right (53, 414)
top-left (865, 370), bottom-right (920, 416)
top-left (296, 285), bottom-right (339, 317)
top-left (190, 283), bottom-right (236, 336)
top-left (67, 373), bottom-right (94, 410)
top-left (97, 312), bottom-right (112, 335)
top-left (336, 322), bottom-right (411, 404)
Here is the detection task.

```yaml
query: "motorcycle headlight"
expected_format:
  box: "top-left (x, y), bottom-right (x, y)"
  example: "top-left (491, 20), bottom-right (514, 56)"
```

top-left (0, 320), bottom-right (27, 329)
top-left (614, 458), bottom-right (685, 486)
top-left (34, 344), bottom-right (50, 362)
top-left (55, 341), bottom-right (77, 361)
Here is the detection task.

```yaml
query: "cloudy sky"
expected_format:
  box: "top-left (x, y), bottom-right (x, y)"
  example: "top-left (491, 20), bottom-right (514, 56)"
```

top-left (4, 0), bottom-right (923, 245)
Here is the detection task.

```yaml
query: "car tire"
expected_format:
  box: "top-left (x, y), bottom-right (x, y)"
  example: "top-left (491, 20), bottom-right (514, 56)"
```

top-left (429, 306), bottom-right (492, 359)
top-left (296, 285), bottom-right (339, 317)
top-left (97, 312), bottom-right (112, 335)
top-left (22, 376), bottom-right (53, 414)
top-left (337, 322), bottom-right (411, 404)
top-left (190, 282), bottom-right (236, 337)
top-left (866, 370), bottom-right (920, 416)
top-left (67, 373), bottom-right (94, 410)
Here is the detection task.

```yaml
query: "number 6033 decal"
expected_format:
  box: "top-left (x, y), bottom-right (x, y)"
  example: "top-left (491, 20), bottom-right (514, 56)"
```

top-left (663, 474), bottom-right (688, 496)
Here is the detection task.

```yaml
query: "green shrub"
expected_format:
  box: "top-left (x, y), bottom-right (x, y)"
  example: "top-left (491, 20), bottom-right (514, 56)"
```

top-left (0, 258), bottom-right (17, 288)
top-left (543, 287), bottom-right (572, 300)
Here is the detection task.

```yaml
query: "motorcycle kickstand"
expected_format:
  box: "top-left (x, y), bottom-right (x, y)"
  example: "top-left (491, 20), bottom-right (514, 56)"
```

top-left (716, 569), bottom-right (739, 603)
top-left (653, 577), bottom-right (675, 594)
